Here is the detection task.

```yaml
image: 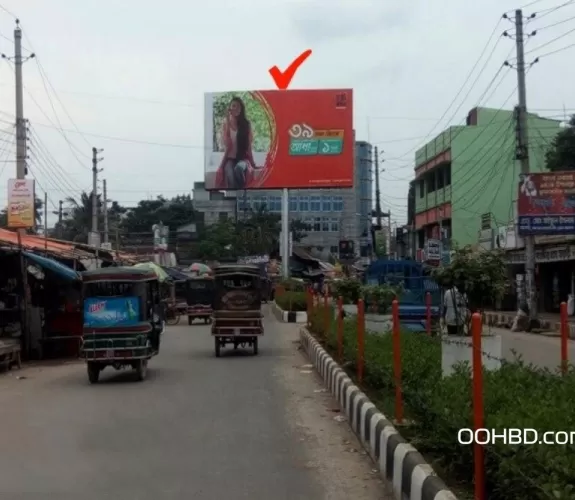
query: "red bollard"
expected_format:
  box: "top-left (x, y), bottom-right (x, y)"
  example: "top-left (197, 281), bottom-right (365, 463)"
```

top-left (357, 299), bottom-right (365, 384)
top-left (392, 299), bottom-right (403, 424)
top-left (425, 292), bottom-right (432, 336)
top-left (471, 313), bottom-right (485, 500)
top-left (560, 301), bottom-right (569, 375)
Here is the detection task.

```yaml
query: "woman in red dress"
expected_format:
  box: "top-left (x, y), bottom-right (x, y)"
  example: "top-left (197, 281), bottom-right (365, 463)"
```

top-left (214, 97), bottom-right (258, 190)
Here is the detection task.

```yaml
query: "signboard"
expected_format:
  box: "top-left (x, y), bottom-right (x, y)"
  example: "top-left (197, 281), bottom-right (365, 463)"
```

top-left (83, 297), bottom-right (141, 327)
top-left (373, 229), bottom-right (387, 256)
top-left (203, 89), bottom-right (353, 190)
top-left (517, 172), bottom-right (575, 235)
top-left (425, 239), bottom-right (441, 261)
top-left (339, 239), bottom-right (355, 261)
top-left (7, 179), bottom-right (35, 228)
top-left (238, 255), bottom-right (269, 265)
top-left (153, 223), bottom-right (169, 250)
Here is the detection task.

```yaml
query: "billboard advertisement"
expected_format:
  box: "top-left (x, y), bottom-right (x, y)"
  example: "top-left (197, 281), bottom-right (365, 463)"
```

top-left (83, 297), bottom-right (141, 328)
top-left (517, 172), bottom-right (575, 235)
top-left (7, 178), bottom-right (35, 229)
top-left (204, 89), bottom-right (353, 190)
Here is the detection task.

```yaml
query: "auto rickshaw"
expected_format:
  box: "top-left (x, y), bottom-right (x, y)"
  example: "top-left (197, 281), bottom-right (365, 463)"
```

top-left (80, 267), bottom-right (164, 383)
top-left (212, 264), bottom-right (263, 356)
top-left (187, 275), bottom-right (214, 325)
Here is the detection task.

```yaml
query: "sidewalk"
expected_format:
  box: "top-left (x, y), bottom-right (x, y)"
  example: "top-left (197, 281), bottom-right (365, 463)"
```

top-left (483, 310), bottom-right (575, 338)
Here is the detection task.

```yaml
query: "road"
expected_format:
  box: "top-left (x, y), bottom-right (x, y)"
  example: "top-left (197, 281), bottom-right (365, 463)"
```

top-left (0, 307), bottom-right (391, 500)
top-left (342, 306), bottom-right (574, 372)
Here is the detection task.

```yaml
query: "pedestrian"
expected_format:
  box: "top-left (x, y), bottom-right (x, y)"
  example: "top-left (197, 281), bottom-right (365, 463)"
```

top-left (442, 284), bottom-right (469, 336)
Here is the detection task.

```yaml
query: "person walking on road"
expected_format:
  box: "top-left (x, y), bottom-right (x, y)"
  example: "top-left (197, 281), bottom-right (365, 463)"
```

top-left (443, 285), bottom-right (469, 336)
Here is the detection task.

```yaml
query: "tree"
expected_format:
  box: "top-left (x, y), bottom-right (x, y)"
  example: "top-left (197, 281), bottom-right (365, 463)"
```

top-left (0, 196), bottom-right (44, 233)
top-left (432, 245), bottom-right (507, 312)
top-left (545, 115), bottom-right (575, 171)
top-left (290, 218), bottom-right (311, 243)
top-left (56, 191), bottom-right (102, 243)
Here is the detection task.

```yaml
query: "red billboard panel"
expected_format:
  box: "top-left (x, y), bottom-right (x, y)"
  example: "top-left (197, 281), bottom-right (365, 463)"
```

top-left (203, 89), bottom-right (353, 190)
top-left (517, 172), bottom-right (575, 234)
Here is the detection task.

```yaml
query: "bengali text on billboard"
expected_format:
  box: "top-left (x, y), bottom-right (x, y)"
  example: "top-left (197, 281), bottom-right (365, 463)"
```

top-left (517, 172), bottom-right (575, 235)
top-left (7, 178), bottom-right (35, 229)
top-left (203, 89), bottom-right (353, 190)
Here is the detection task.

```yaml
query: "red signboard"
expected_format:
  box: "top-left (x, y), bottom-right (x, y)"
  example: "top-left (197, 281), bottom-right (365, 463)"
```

top-left (204, 89), bottom-right (353, 190)
top-left (517, 172), bottom-right (575, 234)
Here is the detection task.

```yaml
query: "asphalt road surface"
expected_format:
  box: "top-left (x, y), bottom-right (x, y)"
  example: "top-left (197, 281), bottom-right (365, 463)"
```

top-left (0, 306), bottom-right (392, 500)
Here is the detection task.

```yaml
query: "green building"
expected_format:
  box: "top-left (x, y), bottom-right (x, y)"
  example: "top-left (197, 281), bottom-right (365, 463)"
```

top-left (412, 107), bottom-right (561, 251)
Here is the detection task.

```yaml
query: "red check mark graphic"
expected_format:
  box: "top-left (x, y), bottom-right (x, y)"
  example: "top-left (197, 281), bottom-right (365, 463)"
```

top-left (269, 49), bottom-right (312, 90)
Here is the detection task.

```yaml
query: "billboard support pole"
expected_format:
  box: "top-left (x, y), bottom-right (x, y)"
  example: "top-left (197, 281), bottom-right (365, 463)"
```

top-left (514, 9), bottom-right (537, 323)
top-left (281, 188), bottom-right (290, 278)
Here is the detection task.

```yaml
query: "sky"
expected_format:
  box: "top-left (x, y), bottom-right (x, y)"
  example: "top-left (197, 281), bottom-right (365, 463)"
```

top-left (0, 0), bottom-right (574, 228)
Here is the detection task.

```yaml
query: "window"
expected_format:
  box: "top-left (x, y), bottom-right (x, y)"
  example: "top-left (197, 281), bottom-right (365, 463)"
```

top-left (218, 212), bottom-right (228, 221)
top-left (419, 180), bottom-right (425, 198)
top-left (313, 217), bottom-right (321, 232)
top-left (269, 196), bottom-right (281, 212)
top-left (237, 198), bottom-right (246, 211)
top-left (299, 196), bottom-right (309, 212)
top-left (259, 196), bottom-right (268, 210)
top-left (332, 196), bottom-right (343, 211)
top-left (289, 196), bottom-right (298, 212)
top-left (330, 245), bottom-right (338, 254)
top-left (322, 196), bottom-right (332, 212)
top-left (330, 218), bottom-right (339, 232)
top-left (321, 217), bottom-right (330, 231)
top-left (426, 174), bottom-right (436, 193)
top-left (252, 196), bottom-right (261, 210)
top-left (304, 218), bottom-right (314, 231)
top-left (310, 196), bottom-right (321, 212)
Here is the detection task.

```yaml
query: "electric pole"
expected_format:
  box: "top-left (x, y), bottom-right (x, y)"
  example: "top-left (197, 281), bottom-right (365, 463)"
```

top-left (52, 200), bottom-right (68, 239)
top-left (102, 179), bottom-right (109, 244)
top-left (514, 9), bottom-right (537, 322)
top-left (374, 146), bottom-right (382, 228)
top-left (90, 147), bottom-right (103, 247)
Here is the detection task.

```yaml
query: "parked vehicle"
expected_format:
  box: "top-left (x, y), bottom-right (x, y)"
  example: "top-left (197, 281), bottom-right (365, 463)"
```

top-left (80, 267), bottom-right (163, 383)
top-left (186, 276), bottom-right (214, 324)
top-left (211, 264), bottom-right (263, 356)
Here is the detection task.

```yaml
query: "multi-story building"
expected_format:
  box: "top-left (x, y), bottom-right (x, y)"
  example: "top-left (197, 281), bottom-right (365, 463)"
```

top-left (237, 140), bottom-right (374, 258)
top-left (412, 106), bottom-right (561, 252)
top-left (191, 181), bottom-right (237, 225)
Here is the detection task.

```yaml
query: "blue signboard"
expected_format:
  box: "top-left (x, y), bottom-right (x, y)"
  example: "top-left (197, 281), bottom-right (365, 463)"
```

top-left (518, 215), bottom-right (575, 234)
top-left (83, 297), bottom-right (141, 327)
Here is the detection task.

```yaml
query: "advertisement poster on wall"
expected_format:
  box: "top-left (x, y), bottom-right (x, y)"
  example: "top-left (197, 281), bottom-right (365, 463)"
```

top-left (517, 172), bottom-right (575, 234)
top-left (203, 89), bottom-right (353, 190)
top-left (7, 178), bottom-right (35, 229)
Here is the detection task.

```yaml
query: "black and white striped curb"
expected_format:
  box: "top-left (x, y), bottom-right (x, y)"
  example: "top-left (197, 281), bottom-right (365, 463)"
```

top-left (271, 302), bottom-right (307, 323)
top-left (299, 328), bottom-right (457, 500)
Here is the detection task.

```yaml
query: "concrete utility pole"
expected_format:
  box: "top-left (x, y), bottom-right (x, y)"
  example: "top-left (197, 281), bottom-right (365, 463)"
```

top-left (90, 147), bottom-right (103, 246)
top-left (374, 146), bottom-right (382, 228)
top-left (102, 179), bottom-right (109, 244)
top-left (514, 9), bottom-right (537, 321)
top-left (12, 20), bottom-right (34, 180)
top-left (52, 200), bottom-right (68, 239)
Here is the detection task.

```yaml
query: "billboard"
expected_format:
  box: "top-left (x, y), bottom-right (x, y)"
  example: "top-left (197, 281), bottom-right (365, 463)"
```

top-left (7, 178), bottom-right (35, 229)
top-left (517, 172), bottom-right (575, 235)
top-left (204, 89), bottom-right (353, 190)
top-left (83, 297), bottom-right (141, 328)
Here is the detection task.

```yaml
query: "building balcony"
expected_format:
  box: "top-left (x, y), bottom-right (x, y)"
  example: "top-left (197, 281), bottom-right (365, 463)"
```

top-left (415, 185), bottom-right (451, 213)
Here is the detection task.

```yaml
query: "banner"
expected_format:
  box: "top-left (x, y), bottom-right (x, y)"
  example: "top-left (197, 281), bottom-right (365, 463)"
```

top-left (204, 89), bottom-right (353, 190)
top-left (517, 172), bottom-right (575, 234)
top-left (7, 179), bottom-right (35, 229)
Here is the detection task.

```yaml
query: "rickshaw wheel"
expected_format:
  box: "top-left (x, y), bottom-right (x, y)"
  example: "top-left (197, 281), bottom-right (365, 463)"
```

top-left (253, 337), bottom-right (259, 355)
top-left (135, 359), bottom-right (148, 381)
top-left (87, 362), bottom-right (100, 384)
top-left (166, 314), bottom-right (180, 326)
top-left (215, 338), bottom-right (221, 357)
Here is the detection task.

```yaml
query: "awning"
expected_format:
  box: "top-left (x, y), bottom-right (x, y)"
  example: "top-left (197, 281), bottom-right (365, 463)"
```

top-left (23, 251), bottom-right (80, 281)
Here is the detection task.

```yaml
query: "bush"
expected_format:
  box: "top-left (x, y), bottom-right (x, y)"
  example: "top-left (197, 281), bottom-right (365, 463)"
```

top-left (307, 305), bottom-right (575, 500)
top-left (332, 278), bottom-right (362, 303)
top-left (275, 291), bottom-right (307, 311)
top-left (279, 279), bottom-right (306, 292)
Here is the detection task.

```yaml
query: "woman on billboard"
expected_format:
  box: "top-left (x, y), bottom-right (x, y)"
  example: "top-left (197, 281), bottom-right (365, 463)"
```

top-left (215, 97), bottom-right (258, 190)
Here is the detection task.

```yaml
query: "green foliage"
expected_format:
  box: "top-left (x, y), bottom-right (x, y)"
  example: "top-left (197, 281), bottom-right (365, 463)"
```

top-left (212, 91), bottom-right (272, 153)
top-left (332, 278), bottom-right (363, 303)
top-left (308, 307), bottom-right (575, 500)
top-left (275, 291), bottom-right (307, 312)
top-left (279, 279), bottom-right (305, 292)
top-left (433, 245), bottom-right (506, 311)
top-left (290, 218), bottom-right (311, 243)
top-left (545, 115), bottom-right (575, 172)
